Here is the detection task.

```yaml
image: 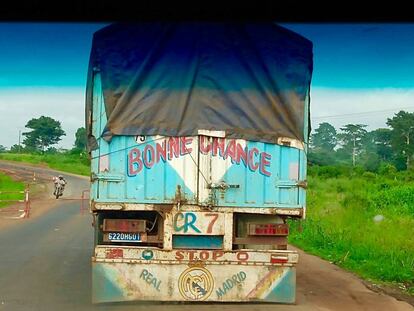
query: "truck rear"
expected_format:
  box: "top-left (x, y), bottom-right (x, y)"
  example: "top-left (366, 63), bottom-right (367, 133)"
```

top-left (86, 22), bottom-right (312, 303)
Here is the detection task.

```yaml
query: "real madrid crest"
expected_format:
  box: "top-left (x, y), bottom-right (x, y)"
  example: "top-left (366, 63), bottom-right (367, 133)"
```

top-left (178, 262), bottom-right (214, 301)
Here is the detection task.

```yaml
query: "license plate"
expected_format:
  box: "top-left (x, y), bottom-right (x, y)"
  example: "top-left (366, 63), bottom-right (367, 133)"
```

top-left (107, 232), bottom-right (141, 242)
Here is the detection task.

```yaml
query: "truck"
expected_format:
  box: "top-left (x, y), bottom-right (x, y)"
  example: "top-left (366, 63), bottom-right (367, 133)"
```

top-left (86, 22), bottom-right (313, 304)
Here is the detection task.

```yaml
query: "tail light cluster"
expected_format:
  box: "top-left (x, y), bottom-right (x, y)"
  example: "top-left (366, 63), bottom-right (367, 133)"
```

top-left (270, 254), bottom-right (288, 264)
top-left (248, 223), bottom-right (289, 236)
top-left (103, 219), bottom-right (146, 233)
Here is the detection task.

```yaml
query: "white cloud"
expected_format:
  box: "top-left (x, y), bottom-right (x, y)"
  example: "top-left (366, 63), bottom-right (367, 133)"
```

top-left (0, 87), bottom-right (85, 149)
top-left (310, 87), bottom-right (414, 132)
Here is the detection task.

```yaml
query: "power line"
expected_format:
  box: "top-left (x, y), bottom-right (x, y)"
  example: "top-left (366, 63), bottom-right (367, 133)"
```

top-left (311, 106), bottom-right (414, 120)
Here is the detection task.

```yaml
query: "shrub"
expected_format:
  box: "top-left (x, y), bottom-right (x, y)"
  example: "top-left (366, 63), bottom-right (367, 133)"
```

top-left (362, 171), bottom-right (376, 180)
top-left (378, 163), bottom-right (397, 176)
top-left (309, 165), bottom-right (352, 179)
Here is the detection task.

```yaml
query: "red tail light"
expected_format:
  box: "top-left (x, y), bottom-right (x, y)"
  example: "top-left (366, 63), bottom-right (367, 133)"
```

top-left (103, 219), bottom-right (146, 233)
top-left (248, 223), bottom-right (289, 236)
top-left (270, 254), bottom-right (288, 264)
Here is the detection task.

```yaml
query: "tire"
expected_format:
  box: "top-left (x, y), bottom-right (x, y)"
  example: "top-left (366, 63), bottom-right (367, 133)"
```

top-left (55, 186), bottom-right (61, 199)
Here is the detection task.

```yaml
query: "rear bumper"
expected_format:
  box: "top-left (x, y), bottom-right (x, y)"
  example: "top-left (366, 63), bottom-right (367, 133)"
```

top-left (92, 247), bottom-right (298, 303)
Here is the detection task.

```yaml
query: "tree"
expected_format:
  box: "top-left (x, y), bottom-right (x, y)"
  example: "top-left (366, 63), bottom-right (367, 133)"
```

top-left (9, 144), bottom-right (20, 153)
top-left (0, 145), bottom-right (6, 153)
top-left (22, 116), bottom-right (65, 152)
top-left (371, 128), bottom-right (393, 162)
top-left (311, 122), bottom-right (337, 152)
top-left (355, 128), bottom-right (393, 172)
top-left (386, 111), bottom-right (414, 169)
top-left (74, 127), bottom-right (87, 150)
top-left (337, 124), bottom-right (368, 166)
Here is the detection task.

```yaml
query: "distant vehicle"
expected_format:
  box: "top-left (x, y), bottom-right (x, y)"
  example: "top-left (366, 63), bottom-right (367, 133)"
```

top-left (86, 22), bottom-right (312, 304)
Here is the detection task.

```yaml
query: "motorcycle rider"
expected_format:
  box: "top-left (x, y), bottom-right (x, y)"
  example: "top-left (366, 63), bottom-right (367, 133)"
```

top-left (53, 175), bottom-right (67, 196)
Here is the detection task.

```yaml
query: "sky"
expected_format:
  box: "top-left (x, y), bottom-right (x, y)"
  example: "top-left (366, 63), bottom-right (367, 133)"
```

top-left (1, 22), bottom-right (414, 149)
top-left (0, 22), bottom-right (107, 149)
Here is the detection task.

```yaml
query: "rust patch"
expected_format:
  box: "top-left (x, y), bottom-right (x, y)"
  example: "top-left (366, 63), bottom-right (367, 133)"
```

top-left (105, 248), bottom-right (123, 259)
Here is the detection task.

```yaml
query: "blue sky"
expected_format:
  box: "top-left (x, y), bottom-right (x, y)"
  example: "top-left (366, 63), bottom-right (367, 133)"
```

top-left (1, 22), bottom-right (414, 149)
top-left (282, 23), bottom-right (414, 89)
top-left (0, 23), bottom-right (107, 88)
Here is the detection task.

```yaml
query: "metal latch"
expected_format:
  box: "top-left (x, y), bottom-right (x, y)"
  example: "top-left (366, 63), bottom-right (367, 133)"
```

top-left (207, 181), bottom-right (240, 190)
top-left (275, 180), bottom-right (307, 189)
top-left (297, 180), bottom-right (307, 189)
top-left (90, 172), bottom-right (125, 182)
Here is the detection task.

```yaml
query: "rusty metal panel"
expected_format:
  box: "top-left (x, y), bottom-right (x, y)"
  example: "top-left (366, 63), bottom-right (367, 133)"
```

top-left (92, 250), bottom-right (297, 303)
top-left (94, 247), bottom-right (298, 266)
top-left (93, 203), bottom-right (304, 217)
top-left (233, 236), bottom-right (287, 245)
top-left (102, 219), bottom-right (146, 232)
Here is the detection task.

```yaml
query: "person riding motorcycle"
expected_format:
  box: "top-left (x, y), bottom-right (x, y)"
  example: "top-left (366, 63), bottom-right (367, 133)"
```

top-left (53, 175), bottom-right (67, 197)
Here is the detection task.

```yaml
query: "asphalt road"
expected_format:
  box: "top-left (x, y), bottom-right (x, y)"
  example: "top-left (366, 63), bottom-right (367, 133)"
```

top-left (0, 161), bottom-right (412, 311)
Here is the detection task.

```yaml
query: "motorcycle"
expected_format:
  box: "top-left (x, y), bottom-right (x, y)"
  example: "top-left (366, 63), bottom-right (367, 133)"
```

top-left (54, 183), bottom-right (65, 199)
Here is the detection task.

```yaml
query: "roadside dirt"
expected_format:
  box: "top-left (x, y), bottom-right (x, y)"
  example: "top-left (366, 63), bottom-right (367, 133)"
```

top-left (363, 281), bottom-right (414, 307)
top-left (292, 246), bottom-right (413, 310)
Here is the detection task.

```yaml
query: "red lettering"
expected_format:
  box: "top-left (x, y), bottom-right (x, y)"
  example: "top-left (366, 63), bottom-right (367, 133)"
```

top-left (248, 148), bottom-right (259, 171)
top-left (206, 213), bottom-right (219, 234)
top-left (199, 136), bottom-right (211, 154)
top-left (212, 138), bottom-right (225, 157)
top-left (175, 251), bottom-right (184, 260)
top-left (128, 148), bottom-right (143, 176)
top-left (168, 137), bottom-right (180, 160)
top-left (224, 139), bottom-right (236, 162)
top-left (156, 140), bottom-right (167, 163)
top-left (143, 145), bottom-right (155, 168)
top-left (212, 251), bottom-right (224, 260)
top-left (235, 143), bottom-right (248, 166)
top-left (187, 250), bottom-right (197, 261)
top-left (259, 152), bottom-right (272, 176)
top-left (236, 251), bottom-right (249, 262)
top-left (200, 251), bottom-right (210, 260)
top-left (106, 248), bottom-right (123, 259)
top-left (180, 137), bottom-right (193, 155)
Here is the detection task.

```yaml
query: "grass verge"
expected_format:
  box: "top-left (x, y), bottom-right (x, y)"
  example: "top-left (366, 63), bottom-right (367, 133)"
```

top-left (0, 172), bottom-right (25, 208)
top-left (288, 169), bottom-right (414, 295)
top-left (0, 152), bottom-right (89, 176)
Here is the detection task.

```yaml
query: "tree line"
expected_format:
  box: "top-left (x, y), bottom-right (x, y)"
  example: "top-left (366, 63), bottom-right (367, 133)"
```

top-left (0, 116), bottom-right (86, 154)
top-left (2, 111), bottom-right (413, 173)
top-left (310, 110), bottom-right (414, 171)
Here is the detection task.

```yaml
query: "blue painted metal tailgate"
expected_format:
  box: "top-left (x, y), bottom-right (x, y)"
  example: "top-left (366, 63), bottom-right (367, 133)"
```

top-left (91, 74), bottom-right (307, 210)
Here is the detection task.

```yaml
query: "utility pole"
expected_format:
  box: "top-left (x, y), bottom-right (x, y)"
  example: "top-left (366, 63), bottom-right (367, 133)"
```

top-left (352, 135), bottom-right (356, 167)
top-left (402, 126), bottom-right (414, 170)
top-left (18, 130), bottom-right (21, 153)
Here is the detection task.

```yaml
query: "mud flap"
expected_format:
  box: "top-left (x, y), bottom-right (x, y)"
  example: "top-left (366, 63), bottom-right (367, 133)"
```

top-left (92, 260), bottom-right (296, 303)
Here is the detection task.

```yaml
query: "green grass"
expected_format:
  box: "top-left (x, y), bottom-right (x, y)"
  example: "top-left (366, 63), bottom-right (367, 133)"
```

top-left (289, 169), bottom-right (414, 294)
top-left (0, 172), bottom-right (25, 208)
top-left (0, 152), bottom-right (90, 176)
